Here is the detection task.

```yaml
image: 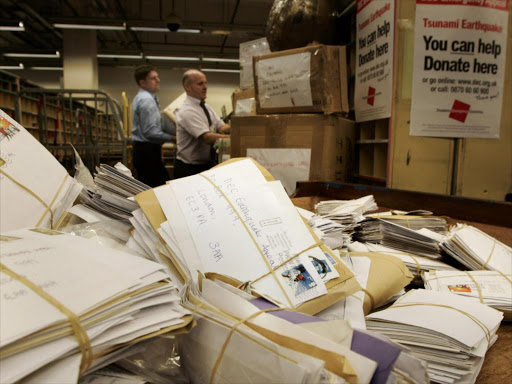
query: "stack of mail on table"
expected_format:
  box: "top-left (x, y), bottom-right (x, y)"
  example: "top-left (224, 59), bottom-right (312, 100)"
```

top-left (0, 109), bottom-right (82, 232)
top-left (366, 289), bottom-right (503, 384)
top-left (314, 196), bottom-right (378, 217)
top-left (380, 215), bottom-right (448, 234)
top-left (348, 241), bottom-right (457, 278)
top-left (423, 270), bottom-right (512, 321)
top-left (441, 224), bottom-right (512, 275)
top-left (78, 164), bottom-right (150, 221)
top-left (308, 196), bottom-right (378, 249)
top-left (136, 158), bottom-right (361, 313)
top-left (0, 228), bottom-right (192, 384)
top-left (179, 275), bottom-right (429, 384)
top-left (379, 219), bottom-right (443, 259)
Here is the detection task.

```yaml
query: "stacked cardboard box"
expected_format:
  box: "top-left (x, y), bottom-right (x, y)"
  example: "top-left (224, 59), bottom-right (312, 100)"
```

top-left (230, 41), bottom-right (354, 188)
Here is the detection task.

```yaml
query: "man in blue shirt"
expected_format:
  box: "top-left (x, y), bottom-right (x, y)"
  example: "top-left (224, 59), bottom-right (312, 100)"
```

top-left (131, 65), bottom-right (173, 187)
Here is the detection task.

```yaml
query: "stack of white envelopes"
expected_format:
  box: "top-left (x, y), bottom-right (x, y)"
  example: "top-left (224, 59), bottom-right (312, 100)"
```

top-left (179, 276), bottom-right (429, 384)
top-left (379, 219), bottom-right (443, 259)
top-left (0, 228), bottom-right (192, 384)
top-left (0, 109), bottom-right (82, 232)
top-left (349, 241), bottom-right (457, 277)
top-left (136, 159), bottom-right (360, 312)
top-left (423, 270), bottom-right (512, 320)
top-left (309, 196), bottom-right (378, 249)
top-left (366, 289), bottom-right (503, 384)
top-left (79, 164), bottom-right (150, 221)
top-left (314, 196), bottom-right (378, 217)
top-left (441, 224), bottom-right (512, 275)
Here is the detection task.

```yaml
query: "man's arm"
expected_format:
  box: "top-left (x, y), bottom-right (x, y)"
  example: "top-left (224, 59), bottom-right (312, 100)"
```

top-left (217, 124), bottom-right (230, 134)
top-left (199, 131), bottom-right (229, 145)
top-left (139, 98), bottom-right (173, 143)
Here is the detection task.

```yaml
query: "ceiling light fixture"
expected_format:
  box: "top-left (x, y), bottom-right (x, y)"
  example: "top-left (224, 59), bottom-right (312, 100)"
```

top-left (129, 26), bottom-right (201, 33)
top-left (202, 68), bottom-right (240, 73)
top-left (53, 22), bottom-right (126, 31)
top-left (4, 51), bottom-right (60, 58)
top-left (209, 29), bottom-right (231, 35)
top-left (145, 55), bottom-right (200, 61)
top-left (0, 63), bottom-right (24, 70)
top-left (202, 57), bottom-right (239, 63)
top-left (97, 53), bottom-right (143, 59)
top-left (130, 26), bottom-right (169, 32)
top-left (30, 67), bottom-right (64, 71)
top-left (0, 22), bottom-right (24, 31)
top-left (177, 28), bottom-right (201, 34)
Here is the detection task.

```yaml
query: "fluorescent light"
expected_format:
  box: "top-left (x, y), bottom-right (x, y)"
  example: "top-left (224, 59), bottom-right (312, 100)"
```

top-left (0, 22), bottom-right (24, 31)
top-left (31, 67), bottom-right (63, 71)
top-left (130, 26), bottom-right (169, 32)
top-left (53, 23), bottom-right (126, 31)
top-left (210, 29), bottom-right (231, 35)
top-left (129, 26), bottom-right (201, 33)
top-left (177, 28), bottom-right (201, 34)
top-left (202, 57), bottom-right (239, 63)
top-left (4, 51), bottom-right (60, 58)
top-left (0, 63), bottom-right (24, 70)
top-left (145, 55), bottom-right (200, 61)
top-left (97, 53), bottom-right (143, 59)
top-left (202, 68), bottom-right (240, 73)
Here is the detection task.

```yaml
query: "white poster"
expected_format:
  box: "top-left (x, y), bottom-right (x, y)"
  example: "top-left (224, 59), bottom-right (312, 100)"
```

top-left (255, 52), bottom-right (313, 109)
top-left (246, 148), bottom-right (311, 195)
top-left (355, 0), bottom-right (395, 122)
top-left (410, 0), bottom-right (509, 138)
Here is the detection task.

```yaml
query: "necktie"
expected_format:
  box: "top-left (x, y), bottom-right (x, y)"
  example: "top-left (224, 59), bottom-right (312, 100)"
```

top-left (200, 100), bottom-right (212, 127)
top-left (154, 95), bottom-right (160, 109)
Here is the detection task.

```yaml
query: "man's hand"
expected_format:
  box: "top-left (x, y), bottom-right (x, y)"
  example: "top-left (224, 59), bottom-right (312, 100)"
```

top-left (218, 124), bottom-right (230, 135)
top-left (199, 131), bottom-right (229, 145)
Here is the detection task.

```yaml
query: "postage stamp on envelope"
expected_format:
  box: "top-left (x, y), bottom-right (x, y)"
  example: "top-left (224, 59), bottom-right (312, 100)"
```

top-left (281, 264), bottom-right (317, 296)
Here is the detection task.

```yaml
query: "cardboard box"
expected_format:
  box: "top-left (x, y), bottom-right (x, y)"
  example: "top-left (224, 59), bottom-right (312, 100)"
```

top-left (231, 114), bottom-right (355, 183)
top-left (231, 88), bottom-right (256, 116)
top-left (253, 45), bottom-right (349, 115)
top-left (240, 38), bottom-right (271, 89)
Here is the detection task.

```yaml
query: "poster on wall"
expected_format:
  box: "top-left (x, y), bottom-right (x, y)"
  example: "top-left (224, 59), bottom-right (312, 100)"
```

top-left (355, 0), bottom-right (395, 122)
top-left (410, 0), bottom-right (509, 138)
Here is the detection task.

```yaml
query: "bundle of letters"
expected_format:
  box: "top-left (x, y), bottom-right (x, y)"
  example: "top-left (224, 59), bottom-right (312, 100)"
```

top-left (379, 218), bottom-right (444, 259)
top-left (308, 196), bottom-right (378, 249)
top-left (135, 158), bottom-right (362, 313)
top-left (423, 270), bottom-right (512, 321)
top-left (78, 164), bottom-right (150, 221)
top-left (0, 228), bottom-right (192, 383)
top-left (366, 289), bottom-right (503, 384)
top-left (348, 241), bottom-right (457, 278)
top-left (178, 275), bottom-right (430, 384)
top-left (440, 224), bottom-right (512, 275)
top-left (0, 109), bottom-right (82, 232)
top-left (353, 214), bottom-right (447, 244)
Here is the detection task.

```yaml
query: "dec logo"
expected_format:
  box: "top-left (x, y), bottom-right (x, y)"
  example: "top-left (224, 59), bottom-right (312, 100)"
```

top-left (449, 100), bottom-right (471, 123)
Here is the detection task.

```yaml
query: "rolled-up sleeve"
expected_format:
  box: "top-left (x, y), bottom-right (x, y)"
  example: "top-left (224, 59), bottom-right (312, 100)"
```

top-left (138, 98), bottom-right (173, 143)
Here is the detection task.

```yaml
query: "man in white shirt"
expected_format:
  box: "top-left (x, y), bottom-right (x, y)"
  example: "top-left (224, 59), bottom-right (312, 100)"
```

top-left (175, 69), bottom-right (230, 179)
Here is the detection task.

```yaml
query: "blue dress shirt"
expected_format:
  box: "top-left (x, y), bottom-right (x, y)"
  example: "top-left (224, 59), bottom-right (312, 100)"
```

top-left (131, 88), bottom-right (172, 144)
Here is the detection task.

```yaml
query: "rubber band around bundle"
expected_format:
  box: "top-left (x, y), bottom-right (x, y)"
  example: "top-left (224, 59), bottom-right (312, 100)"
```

top-left (0, 262), bottom-right (93, 375)
top-left (209, 307), bottom-right (288, 384)
top-left (388, 302), bottom-right (491, 343)
top-left (200, 173), bottom-right (325, 308)
top-left (360, 287), bottom-right (375, 311)
top-left (0, 169), bottom-right (68, 229)
top-left (464, 271), bottom-right (484, 304)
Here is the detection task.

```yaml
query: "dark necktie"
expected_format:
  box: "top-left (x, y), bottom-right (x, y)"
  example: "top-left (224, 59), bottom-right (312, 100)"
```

top-left (200, 100), bottom-right (212, 127)
top-left (200, 100), bottom-right (216, 163)
top-left (154, 95), bottom-right (160, 109)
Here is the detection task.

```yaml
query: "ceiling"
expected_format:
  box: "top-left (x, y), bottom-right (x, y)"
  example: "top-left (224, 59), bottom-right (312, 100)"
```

top-left (0, 0), bottom-right (274, 71)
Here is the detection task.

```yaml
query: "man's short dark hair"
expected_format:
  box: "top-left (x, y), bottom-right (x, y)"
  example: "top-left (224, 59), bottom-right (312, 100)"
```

top-left (134, 65), bottom-right (155, 85)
